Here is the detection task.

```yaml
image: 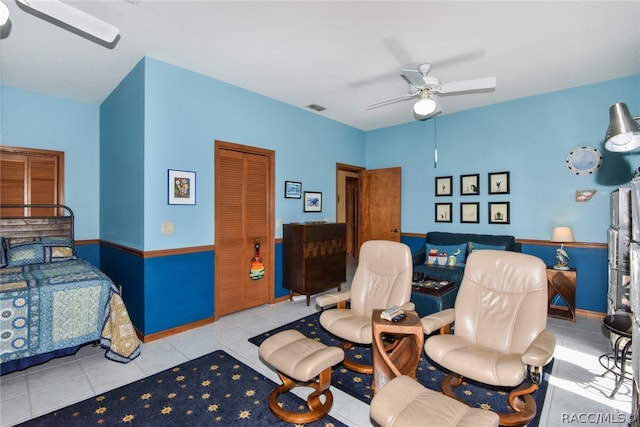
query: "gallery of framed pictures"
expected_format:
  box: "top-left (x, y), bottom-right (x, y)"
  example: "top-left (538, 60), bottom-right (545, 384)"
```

top-left (435, 171), bottom-right (509, 197)
top-left (435, 202), bottom-right (510, 224)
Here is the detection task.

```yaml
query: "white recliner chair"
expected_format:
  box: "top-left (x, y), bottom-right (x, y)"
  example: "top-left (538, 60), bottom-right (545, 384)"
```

top-left (316, 240), bottom-right (414, 374)
top-left (422, 250), bottom-right (556, 426)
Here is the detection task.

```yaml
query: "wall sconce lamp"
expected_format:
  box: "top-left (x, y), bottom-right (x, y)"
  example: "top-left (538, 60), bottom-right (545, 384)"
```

top-left (604, 103), bottom-right (640, 152)
top-left (551, 226), bottom-right (575, 270)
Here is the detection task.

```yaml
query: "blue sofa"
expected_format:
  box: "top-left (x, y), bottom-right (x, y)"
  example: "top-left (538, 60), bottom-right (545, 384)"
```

top-left (410, 232), bottom-right (521, 317)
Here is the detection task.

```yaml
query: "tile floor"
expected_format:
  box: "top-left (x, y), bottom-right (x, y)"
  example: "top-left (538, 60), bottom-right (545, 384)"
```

top-left (0, 260), bottom-right (634, 426)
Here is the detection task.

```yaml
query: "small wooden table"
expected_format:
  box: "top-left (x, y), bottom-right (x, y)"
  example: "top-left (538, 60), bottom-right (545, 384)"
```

top-left (546, 267), bottom-right (577, 321)
top-left (371, 309), bottom-right (424, 394)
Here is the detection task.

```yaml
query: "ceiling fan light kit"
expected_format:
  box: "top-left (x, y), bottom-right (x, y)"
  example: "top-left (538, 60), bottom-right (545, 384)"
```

top-left (414, 97), bottom-right (437, 116)
top-left (16, 0), bottom-right (119, 43)
top-left (604, 102), bottom-right (640, 152)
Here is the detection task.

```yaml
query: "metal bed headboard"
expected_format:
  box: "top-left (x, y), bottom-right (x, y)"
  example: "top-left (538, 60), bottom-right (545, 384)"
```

top-left (0, 204), bottom-right (75, 242)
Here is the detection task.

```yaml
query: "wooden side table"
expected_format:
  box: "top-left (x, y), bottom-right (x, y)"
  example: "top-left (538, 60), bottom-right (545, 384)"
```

top-left (371, 309), bottom-right (424, 394)
top-left (546, 267), bottom-right (577, 321)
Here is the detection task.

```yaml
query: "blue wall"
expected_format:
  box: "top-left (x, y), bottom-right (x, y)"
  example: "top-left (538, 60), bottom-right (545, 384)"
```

top-left (0, 87), bottom-right (101, 240)
top-left (141, 57), bottom-right (365, 250)
top-left (3, 60), bottom-right (638, 334)
top-left (95, 57), bottom-right (366, 334)
top-left (367, 75), bottom-right (640, 243)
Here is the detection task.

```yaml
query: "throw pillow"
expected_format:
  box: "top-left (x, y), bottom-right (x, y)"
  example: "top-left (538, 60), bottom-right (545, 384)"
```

top-left (425, 242), bottom-right (467, 266)
top-left (5, 237), bottom-right (75, 267)
top-left (468, 241), bottom-right (507, 253)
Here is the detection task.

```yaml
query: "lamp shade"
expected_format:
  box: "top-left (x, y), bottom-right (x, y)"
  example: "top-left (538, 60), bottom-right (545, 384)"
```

top-left (604, 103), bottom-right (640, 152)
top-left (551, 226), bottom-right (575, 243)
top-left (414, 98), bottom-right (437, 116)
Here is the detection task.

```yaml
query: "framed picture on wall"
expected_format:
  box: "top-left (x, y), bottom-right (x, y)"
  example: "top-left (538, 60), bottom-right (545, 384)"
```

top-left (488, 202), bottom-right (510, 224)
top-left (488, 171), bottom-right (510, 194)
top-left (460, 174), bottom-right (480, 195)
top-left (284, 181), bottom-right (302, 198)
top-left (168, 169), bottom-right (196, 205)
top-left (460, 202), bottom-right (480, 223)
top-left (303, 191), bottom-right (322, 212)
top-left (435, 176), bottom-right (453, 196)
top-left (435, 203), bottom-right (452, 223)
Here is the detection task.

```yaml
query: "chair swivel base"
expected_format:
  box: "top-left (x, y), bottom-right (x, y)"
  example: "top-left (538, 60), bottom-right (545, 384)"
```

top-left (441, 374), bottom-right (538, 427)
top-left (339, 341), bottom-right (374, 374)
top-left (269, 368), bottom-right (334, 424)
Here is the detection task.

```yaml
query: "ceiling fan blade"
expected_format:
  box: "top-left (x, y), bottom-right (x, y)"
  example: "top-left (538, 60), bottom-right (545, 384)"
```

top-left (16, 0), bottom-right (119, 43)
top-left (365, 91), bottom-right (420, 110)
top-left (438, 77), bottom-right (496, 94)
top-left (401, 69), bottom-right (427, 89)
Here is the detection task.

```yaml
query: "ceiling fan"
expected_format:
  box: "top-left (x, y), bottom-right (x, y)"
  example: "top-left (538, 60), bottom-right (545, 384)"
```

top-left (9, 0), bottom-right (119, 44)
top-left (366, 63), bottom-right (496, 120)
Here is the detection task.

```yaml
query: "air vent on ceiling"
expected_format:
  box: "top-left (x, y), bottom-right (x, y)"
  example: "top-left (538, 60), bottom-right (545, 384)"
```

top-left (307, 104), bottom-right (326, 112)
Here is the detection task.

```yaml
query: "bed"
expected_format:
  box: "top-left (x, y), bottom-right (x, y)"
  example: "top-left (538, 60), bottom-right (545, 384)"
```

top-left (1, 204), bottom-right (140, 374)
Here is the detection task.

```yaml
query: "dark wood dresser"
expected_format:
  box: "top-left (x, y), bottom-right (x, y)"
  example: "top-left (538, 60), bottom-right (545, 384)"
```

top-left (283, 223), bottom-right (347, 305)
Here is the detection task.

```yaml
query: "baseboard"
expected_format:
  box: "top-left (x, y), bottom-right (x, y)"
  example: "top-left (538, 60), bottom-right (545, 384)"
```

top-left (135, 316), bottom-right (216, 343)
top-left (575, 308), bottom-right (605, 319)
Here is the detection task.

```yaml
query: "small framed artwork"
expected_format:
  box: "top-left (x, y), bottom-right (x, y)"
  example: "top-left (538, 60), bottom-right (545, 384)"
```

top-left (460, 202), bottom-right (480, 223)
top-left (284, 181), bottom-right (302, 198)
top-left (488, 171), bottom-right (510, 195)
top-left (435, 176), bottom-right (453, 196)
top-left (303, 191), bottom-right (322, 212)
top-left (168, 169), bottom-right (196, 205)
top-left (435, 203), bottom-right (452, 223)
top-left (488, 202), bottom-right (510, 224)
top-left (460, 174), bottom-right (480, 196)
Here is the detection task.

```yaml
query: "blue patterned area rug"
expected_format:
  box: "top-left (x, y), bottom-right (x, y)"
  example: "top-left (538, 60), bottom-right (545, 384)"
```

top-left (17, 350), bottom-right (346, 427)
top-left (249, 312), bottom-right (553, 427)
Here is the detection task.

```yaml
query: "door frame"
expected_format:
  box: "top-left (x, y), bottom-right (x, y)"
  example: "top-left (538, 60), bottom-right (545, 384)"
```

top-left (214, 140), bottom-right (275, 320)
top-left (336, 163), bottom-right (364, 256)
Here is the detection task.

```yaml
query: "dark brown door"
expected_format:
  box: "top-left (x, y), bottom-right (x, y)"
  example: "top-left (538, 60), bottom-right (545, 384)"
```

top-left (214, 141), bottom-right (274, 318)
top-left (359, 167), bottom-right (401, 243)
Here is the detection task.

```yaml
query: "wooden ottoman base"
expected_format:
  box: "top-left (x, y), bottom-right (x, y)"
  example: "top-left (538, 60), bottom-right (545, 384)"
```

top-left (259, 329), bottom-right (344, 424)
top-left (269, 366), bottom-right (334, 424)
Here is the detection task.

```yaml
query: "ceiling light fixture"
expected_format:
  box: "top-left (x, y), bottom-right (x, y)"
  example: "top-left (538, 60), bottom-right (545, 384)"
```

top-left (413, 95), bottom-right (437, 116)
top-left (0, 1), bottom-right (9, 26)
top-left (604, 102), bottom-right (640, 152)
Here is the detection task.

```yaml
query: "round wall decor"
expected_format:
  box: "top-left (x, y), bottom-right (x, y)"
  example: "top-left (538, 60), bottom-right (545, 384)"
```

top-left (566, 146), bottom-right (603, 175)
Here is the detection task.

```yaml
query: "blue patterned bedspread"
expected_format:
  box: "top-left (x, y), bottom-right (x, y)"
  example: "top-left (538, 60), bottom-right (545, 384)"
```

top-left (1, 259), bottom-right (139, 365)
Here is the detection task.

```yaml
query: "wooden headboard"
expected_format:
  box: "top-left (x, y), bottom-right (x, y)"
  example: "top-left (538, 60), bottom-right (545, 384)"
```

top-left (0, 204), bottom-right (74, 242)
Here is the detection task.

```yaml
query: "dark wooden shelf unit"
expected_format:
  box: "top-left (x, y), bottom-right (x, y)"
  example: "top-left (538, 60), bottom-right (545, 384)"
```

top-left (283, 223), bottom-right (346, 305)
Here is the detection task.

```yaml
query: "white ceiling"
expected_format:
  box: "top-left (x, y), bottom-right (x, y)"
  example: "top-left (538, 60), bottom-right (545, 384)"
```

top-left (1, 1), bottom-right (639, 131)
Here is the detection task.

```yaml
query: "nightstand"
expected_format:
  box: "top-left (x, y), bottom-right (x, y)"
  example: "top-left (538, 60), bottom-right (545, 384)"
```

top-left (546, 267), bottom-right (576, 321)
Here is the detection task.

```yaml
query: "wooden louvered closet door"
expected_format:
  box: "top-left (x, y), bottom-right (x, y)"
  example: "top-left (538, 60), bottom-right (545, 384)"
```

top-left (215, 141), bottom-right (274, 318)
top-left (0, 146), bottom-right (64, 217)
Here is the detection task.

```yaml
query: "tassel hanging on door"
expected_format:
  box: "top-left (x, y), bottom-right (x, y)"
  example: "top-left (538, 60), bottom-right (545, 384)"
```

top-left (250, 241), bottom-right (265, 280)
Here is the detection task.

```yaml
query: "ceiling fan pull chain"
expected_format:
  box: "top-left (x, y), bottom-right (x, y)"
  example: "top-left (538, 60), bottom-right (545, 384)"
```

top-left (433, 117), bottom-right (438, 168)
